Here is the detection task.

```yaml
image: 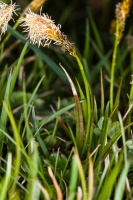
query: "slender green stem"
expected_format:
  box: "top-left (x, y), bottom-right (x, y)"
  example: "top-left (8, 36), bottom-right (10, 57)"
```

top-left (3, 103), bottom-right (21, 195)
top-left (100, 69), bottom-right (104, 116)
top-left (10, 42), bottom-right (29, 96)
top-left (110, 22), bottom-right (119, 112)
top-left (118, 112), bottom-right (127, 167)
top-left (74, 54), bottom-right (91, 155)
top-left (131, 48), bottom-right (133, 73)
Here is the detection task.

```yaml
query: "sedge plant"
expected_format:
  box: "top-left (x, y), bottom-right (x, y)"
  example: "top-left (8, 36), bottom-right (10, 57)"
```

top-left (0, 0), bottom-right (133, 200)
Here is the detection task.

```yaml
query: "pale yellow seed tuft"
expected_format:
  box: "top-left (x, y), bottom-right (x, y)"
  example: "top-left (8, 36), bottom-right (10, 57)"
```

top-left (0, 1), bottom-right (18, 40)
top-left (19, 9), bottom-right (76, 56)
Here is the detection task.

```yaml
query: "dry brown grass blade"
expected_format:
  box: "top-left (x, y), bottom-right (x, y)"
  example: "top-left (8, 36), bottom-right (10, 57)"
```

top-left (88, 156), bottom-right (94, 200)
top-left (59, 63), bottom-right (84, 152)
top-left (48, 166), bottom-right (63, 200)
top-left (37, 181), bottom-right (50, 200)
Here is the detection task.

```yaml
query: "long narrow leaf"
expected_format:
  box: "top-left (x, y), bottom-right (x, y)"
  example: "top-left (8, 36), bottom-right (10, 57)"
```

top-left (114, 162), bottom-right (130, 200)
top-left (10, 42), bottom-right (29, 95)
top-left (8, 25), bottom-right (68, 84)
top-left (97, 157), bottom-right (122, 200)
top-left (0, 71), bottom-right (12, 154)
top-left (38, 103), bottom-right (77, 134)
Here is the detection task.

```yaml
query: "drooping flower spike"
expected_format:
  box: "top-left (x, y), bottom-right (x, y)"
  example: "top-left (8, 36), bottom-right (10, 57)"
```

top-left (0, 1), bottom-right (19, 40)
top-left (19, 9), bottom-right (76, 56)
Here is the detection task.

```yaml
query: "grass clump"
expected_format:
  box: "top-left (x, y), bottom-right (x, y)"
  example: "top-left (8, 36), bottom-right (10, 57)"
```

top-left (0, 0), bottom-right (133, 199)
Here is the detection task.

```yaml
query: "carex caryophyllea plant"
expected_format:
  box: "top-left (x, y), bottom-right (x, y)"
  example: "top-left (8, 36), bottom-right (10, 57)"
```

top-left (0, 0), bottom-right (133, 199)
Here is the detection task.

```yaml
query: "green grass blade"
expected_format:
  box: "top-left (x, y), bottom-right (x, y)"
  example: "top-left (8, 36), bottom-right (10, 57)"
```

top-left (0, 72), bottom-right (12, 126)
top-left (100, 120), bottom-right (133, 163)
top-left (91, 51), bottom-right (111, 81)
top-left (114, 162), bottom-right (130, 200)
top-left (32, 108), bottom-right (49, 157)
top-left (114, 79), bottom-right (122, 108)
top-left (0, 153), bottom-right (12, 200)
top-left (100, 130), bottom-right (121, 164)
top-left (110, 23), bottom-right (119, 112)
top-left (38, 103), bottom-right (77, 133)
top-left (100, 69), bottom-right (104, 116)
top-left (88, 10), bottom-right (104, 52)
top-left (118, 112), bottom-right (127, 165)
top-left (10, 42), bottom-right (29, 95)
top-left (83, 59), bottom-right (91, 84)
top-left (90, 39), bottom-right (110, 73)
top-left (27, 76), bottom-right (45, 107)
top-left (76, 79), bottom-right (87, 123)
top-left (0, 71), bottom-right (12, 154)
top-left (95, 102), bottom-right (110, 167)
top-left (68, 156), bottom-right (79, 200)
top-left (83, 19), bottom-right (90, 62)
top-left (3, 103), bottom-right (21, 195)
top-left (25, 140), bottom-right (40, 200)
top-left (94, 97), bottom-right (98, 123)
top-left (7, 25), bottom-right (68, 84)
top-left (97, 156), bottom-right (122, 200)
top-left (99, 102), bottom-right (110, 155)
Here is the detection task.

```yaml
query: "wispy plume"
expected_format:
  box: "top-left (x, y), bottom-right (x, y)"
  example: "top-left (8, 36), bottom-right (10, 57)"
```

top-left (0, 1), bottom-right (19, 40)
top-left (19, 9), bottom-right (76, 56)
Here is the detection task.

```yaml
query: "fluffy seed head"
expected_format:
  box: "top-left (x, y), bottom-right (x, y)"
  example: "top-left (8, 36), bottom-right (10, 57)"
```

top-left (0, 1), bottom-right (18, 39)
top-left (115, 0), bottom-right (132, 42)
top-left (116, 0), bottom-right (132, 23)
top-left (19, 9), bottom-right (76, 56)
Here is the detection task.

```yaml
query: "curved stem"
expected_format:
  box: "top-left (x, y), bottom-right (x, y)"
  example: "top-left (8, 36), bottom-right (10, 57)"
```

top-left (110, 22), bottom-right (119, 112)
